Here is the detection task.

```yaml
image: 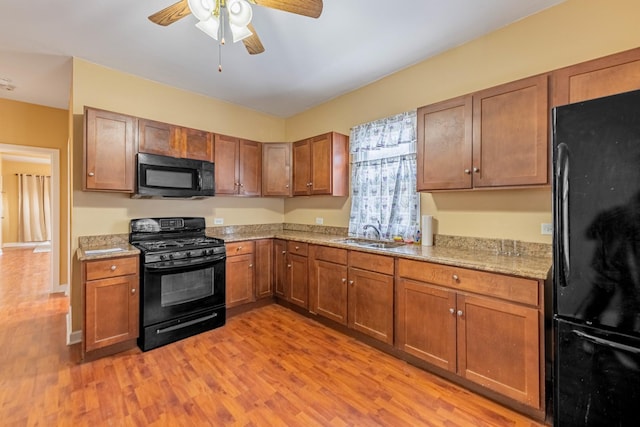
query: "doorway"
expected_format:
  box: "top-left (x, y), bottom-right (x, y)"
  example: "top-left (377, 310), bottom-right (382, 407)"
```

top-left (0, 143), bottom-right (62, 294)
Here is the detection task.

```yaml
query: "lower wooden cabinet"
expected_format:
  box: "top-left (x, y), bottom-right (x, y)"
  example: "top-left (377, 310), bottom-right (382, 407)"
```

top-left (287, 242), bottom-right (309, 309)
top-left (274, 239), bottom-right (288, 298)
top-left (225, 241), bottom-right (256, 308)
top-left (309, 245), bottom-right (394, 345)
top-left (396, 258), bottom-right (542, 409)
top-left (82, 255), bottom-right (139, 353)
top-left (255, 239), bottom-right (273, 299)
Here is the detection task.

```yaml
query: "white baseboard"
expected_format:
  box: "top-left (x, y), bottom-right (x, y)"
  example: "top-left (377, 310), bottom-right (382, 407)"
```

top-left (66, 309), bottom-right (82, 345)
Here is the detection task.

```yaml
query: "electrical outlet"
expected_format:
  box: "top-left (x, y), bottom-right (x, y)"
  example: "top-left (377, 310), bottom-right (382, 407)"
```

top-left (214, 218), bottom-right (224, 225)
top-left (541, 223), bottom-right (553, 235)
top-left (315, 217), bottom-right (324, 225)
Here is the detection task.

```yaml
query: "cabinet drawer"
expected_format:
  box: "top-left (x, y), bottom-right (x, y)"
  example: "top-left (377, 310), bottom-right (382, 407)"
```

top-left (398, 259), bottom-right (539, 306)
top-left (312, 245), bottom-right (347, 265)
top-left (349, 251), bottom-right (394, 275)
top-left (287, 241), bottom-right (308, 256)
top-left (226, 241), bottom-right (255, 256)
top-left (85, 256), bottom-right (138, 281)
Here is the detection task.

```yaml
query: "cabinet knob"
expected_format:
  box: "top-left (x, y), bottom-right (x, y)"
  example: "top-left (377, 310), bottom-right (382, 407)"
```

top-left (88, 172), bottom-right (95, 177)
top-left (349, 280), bottom-right (354, 285)
top-left (287, 264), bottom-right (292, 268)
top-left (464, 169), bottom-right (471, 175)
top-left (281, 251), bottom-right (286, 254)
top-left (457, 310), bottom-right (463, 317)
top-left (131, 288), bottom-right (136, 294)
top-left (342, 278), bottom-right (347, 283)
top-left (110, 265), bottom-right (117, 271)
top-left (237, 246), bottom-right (242, 251)
top-left (452, 274), bottom-right (459, 281)
top-left (449, 308), bottom-right (455, 314)
top-left (240, 183), bottom-right (244, 187)
top-left (249, 264), bottom-right (253, 268)
top-left (473, 167), bottom-right (480, 173)
top-left (285, 184), bottom-right (289, 188)
top-left (295, 246), bottom-right (300, 250)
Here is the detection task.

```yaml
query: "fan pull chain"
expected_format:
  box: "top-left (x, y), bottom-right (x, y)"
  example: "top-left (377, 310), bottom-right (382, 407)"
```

top-left (218, 11), bottom-right (225, 72)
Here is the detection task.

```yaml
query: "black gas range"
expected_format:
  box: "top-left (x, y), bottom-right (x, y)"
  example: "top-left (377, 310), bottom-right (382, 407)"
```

top-left (129, 217), bottom-right (226, 351)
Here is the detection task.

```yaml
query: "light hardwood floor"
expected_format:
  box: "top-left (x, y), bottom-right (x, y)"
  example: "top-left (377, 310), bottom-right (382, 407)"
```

top-left (0, 248), bottom-right (546, 426)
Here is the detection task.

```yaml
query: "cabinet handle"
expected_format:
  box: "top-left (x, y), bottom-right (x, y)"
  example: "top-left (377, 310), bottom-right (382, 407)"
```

top-left (349, 280), bottom-right (354, 285)
top-left (457, 310), bottom-right (463, 317)
top-left (452, 274), bottom-right (459, 281)
top-left (110, 265), bottom-right (117, 271)
top-left (281, 251), bottom-right (286, 254)
top-left (237, 246), bottom-right (242, 251)
top-left (88, 172), bottom-right (95, 177)
top-left (342, 278), bottom-right (347, 283)
top-left (249, 264), bottom-right (253, 268)
top-left (239, 183), bottom-right (244, 187)
top-left (464, 169), bottom-right (471, 174)
top-left (285, 184), bottom-right (289, 188)
top-left (295, 246), bottom-right (300, 250)
top-left (473, 167), bottom-right (480, 173)
top-left (287, 264), bottom-right (292, 268)
top-left (131, 288), bottom-right (136, 294)
top-left (449, 308), bottom-right (455, 314)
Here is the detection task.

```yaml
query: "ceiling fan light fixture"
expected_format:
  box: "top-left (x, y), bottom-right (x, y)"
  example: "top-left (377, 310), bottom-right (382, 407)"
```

top-left (227, 0), bottom-right (252, 28)
top-left (195, 16), bottom-right (220, 40)
top-left (187, 0), bottom-right (216, 22)
top-left (229, 23), bottom-right (252, 42)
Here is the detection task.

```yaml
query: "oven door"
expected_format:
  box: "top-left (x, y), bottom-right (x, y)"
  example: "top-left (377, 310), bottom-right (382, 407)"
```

top-left (141, 254), bottom-right (225, 327)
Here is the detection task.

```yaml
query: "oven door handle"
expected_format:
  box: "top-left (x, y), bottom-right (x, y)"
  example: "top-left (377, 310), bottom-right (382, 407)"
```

top-left (156, 313), bottom-right (219, 335)
top-left (144, 254), bottom-right (226, 271)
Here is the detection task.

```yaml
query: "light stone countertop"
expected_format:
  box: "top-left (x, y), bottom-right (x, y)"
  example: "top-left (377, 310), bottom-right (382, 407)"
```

top-left (76, 227), bottom-right (552, 280)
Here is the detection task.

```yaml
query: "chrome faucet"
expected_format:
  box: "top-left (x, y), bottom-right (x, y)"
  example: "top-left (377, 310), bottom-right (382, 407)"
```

top-left (363, 223), bottom-right (382, 240)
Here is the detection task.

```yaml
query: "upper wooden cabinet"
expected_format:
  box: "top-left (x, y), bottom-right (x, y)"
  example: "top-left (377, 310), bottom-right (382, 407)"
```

top-left (262, 143), bottom-right (291, 197)
top-left (292, 132), bottom-right (349, 196)
top-left (138, 118), bottom-right (214, 162)
top-left (84, 107), bottom-right (137, 193)
top-left (214, 134), bottom-right (262, 196)
top-left (417, 75), bottom-right (549, 191)
top-left (553, 47), bottom-right (640, 107)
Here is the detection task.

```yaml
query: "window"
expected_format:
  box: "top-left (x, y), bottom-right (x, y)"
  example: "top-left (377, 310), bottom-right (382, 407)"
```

top-left (348, 111), bottom-right (420, 241)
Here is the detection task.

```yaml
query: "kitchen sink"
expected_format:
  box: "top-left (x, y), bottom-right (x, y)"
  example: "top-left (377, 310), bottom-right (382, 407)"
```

top-left (334, 238), bottom-right (405, 249)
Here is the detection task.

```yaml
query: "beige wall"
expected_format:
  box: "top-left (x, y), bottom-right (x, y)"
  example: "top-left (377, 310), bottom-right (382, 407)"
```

top-left (0, 98), bottom-right (69, 286)
top-left (284, 0), bottom-right (640, 243)
top-left (1, 160), bottom-right (51, 243)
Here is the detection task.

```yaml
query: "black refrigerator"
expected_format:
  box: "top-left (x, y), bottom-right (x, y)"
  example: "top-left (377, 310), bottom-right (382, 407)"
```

top-left (553, 89), bottom-right (640, 426)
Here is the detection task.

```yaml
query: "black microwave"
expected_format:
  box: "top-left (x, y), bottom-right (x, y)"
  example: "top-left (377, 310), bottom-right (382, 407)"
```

top-left (136, 153), bottom-right (215, 198)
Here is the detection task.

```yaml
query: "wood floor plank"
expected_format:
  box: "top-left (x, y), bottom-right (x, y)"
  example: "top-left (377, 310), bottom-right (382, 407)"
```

top-left (0, 248), bottom-right (547, 426)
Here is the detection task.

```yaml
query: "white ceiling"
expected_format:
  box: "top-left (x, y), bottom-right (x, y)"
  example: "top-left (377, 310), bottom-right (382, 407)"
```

top-left (0, 0), bottom-right (565, 118)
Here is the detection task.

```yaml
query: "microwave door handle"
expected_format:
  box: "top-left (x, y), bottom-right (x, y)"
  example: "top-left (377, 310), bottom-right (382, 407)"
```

top-left (197, 170), bottom-right (203, 190)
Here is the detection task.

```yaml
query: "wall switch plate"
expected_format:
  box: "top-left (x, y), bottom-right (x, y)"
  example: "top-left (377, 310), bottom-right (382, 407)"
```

top-left (315, 217), bottom-right (324, 225)
top-left (214, 218), bottom-right (224, 225)
top-left (541, 223), bottom-right (553, 235)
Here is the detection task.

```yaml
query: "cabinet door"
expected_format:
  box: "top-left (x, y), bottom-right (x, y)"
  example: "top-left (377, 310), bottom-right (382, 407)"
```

top-left (181, 128), bottom-right (214, 162)
top-left (226, 253), bottom-right (255, 308)
top-left (309, 133), bottom-right (332, 195)
top-left (85, 275), bottom-right (139, 352)
top-left (310, 259), bottom-right (348, 325)
top-left (417, 96), bottom-right (473, 191)
top-left (553, 47), bottom-right (640, 106)
top-left (348, 267), bottom-right (394, 344)
top-left (457, 293), bottom-right (540, 408)
top-left (214, 134), bottom-right (240, 195)
top-left (254, 239), bottom-right (273, 299)
top-left (288, 253), bottom-right (308, 309)
top-left (273, 239), bottom-right (288, 298)
top-left (472, 74), bottom-right (549, 187)
top-left (396, 278), bottom-right (457, 372)
top-left (292, 139), bottom-right (311, 195)
top-left (138, 118), bottom-right (180, 158)
top-left (84, 107), bottom-right (136, 192)
top-left (262, 143), bottom-right (291, 196)
top-left (238, 139), bottom-right (262, 196)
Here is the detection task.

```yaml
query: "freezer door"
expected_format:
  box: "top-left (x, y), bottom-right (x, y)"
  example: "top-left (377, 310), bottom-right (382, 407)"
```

top-left (555, 319), bottom-right (640, 426)
top-left (552, 89), bottom-right (640, 335)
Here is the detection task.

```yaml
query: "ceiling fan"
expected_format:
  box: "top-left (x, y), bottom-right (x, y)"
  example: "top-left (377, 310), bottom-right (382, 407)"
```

top-left (148, 0), bottom-right (323, 56)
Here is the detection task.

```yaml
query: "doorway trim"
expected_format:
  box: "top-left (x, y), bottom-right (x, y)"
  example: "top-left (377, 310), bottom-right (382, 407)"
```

top-left (0, 143), bottom-right (63, 294)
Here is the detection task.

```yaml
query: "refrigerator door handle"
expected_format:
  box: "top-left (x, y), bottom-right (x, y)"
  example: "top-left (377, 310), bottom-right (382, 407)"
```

top-left (572, 329), bottom-right (640, 354)
top-left (556, 142), bottom-right (570, 287)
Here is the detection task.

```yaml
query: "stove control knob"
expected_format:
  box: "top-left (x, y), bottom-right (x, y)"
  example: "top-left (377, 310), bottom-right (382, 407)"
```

top-left (168, 253), bottom-right (174, 259)
top-left (186, 251), bottom-right (192, 257)
top-left (159, 254), bottom-right (166, 261)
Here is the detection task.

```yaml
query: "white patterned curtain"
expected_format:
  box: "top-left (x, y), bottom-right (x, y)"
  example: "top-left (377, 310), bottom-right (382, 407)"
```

top-left (348, 111), bottom-right (419, 240)
top-left (18, 174), bottom-right (51, 242)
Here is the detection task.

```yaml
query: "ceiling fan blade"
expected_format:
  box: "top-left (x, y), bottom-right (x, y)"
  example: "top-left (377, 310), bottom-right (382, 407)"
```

top-left (252, 0), bottom-right (323, 19)
top-left (148, 0), bottom-right (192, 26)
top-left (243, 23), bottom-right (265, 55)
